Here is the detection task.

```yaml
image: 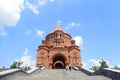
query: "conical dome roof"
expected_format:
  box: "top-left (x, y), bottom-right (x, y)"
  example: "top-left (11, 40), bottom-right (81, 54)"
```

top-left (51, 24), bottom-right (66, 33)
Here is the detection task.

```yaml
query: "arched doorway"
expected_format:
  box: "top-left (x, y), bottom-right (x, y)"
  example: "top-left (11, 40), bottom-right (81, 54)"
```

top-left (52, 54), bottom-right (66, 69)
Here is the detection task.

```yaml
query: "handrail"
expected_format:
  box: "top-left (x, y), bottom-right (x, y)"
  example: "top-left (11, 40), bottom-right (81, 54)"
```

top-left (0, 66), bottom-right (45, 78)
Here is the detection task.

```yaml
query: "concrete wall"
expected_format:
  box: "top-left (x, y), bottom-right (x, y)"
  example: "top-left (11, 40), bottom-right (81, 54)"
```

top-left (94, 68), bottom-right (120, 80)
top-left (78, 67), bottom-right (120, 80)
top-left (0, 67), bottom-right (120, 80)
top-left (0, 69), bottom-right (27, 80)
top-left (0, 67), bottom-right (44, 80)
top-left (78, 67), bottom-right (94, 76)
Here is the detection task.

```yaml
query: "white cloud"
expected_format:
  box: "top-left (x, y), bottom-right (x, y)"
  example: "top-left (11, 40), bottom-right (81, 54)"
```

top-left (0, 0), bottom-right (24, 28)
top-left (0, 0), bottom-right (52, 29)
top-left (49, 0), bottom-right (54, 2)
top-left (88, 59), bottom-right (109, 67)
top-left (89, 59), bottom-right (101, 67)
top-left (25, 0), bottom-right (39, 14)
top-left (25, 0), bottom-right (55, 14)
top-left (0, 0), bottom-right (24, 36)
top-left (66, 22), bottom-right (80, 30)
top-left (16, 48), bottom-right (35, 68)
top-left (117, 65), bottom-right (120, 68)
top-left (36, 29), bottom-right (44, 37)
top-left (25, 0), bottom-right (46, 14)
top-left (73, 36), bottom-right (83, 47)
top-left (82, 61), bottom-right (87, 67)
top-left (0, 0), bottom-right (56, 36)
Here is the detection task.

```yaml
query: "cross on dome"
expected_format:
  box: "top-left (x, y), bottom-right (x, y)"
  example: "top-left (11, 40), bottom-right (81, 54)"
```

top-left (57, 20), bottom-right (61, 26)
top-left (51, 22), bottom-right (66, 33)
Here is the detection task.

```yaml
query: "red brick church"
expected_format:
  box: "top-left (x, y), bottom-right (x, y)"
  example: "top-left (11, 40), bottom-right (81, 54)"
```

top-left (36, 24), bottom-right (82, 69)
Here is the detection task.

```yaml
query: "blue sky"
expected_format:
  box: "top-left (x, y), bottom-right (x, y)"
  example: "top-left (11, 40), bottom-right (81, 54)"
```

top-left (0, 0), bottom-right (120, 68)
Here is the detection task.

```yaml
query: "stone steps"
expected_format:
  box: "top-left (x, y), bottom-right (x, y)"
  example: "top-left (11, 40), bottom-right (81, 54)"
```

top-left (0, 69), bottom-right (111, 80)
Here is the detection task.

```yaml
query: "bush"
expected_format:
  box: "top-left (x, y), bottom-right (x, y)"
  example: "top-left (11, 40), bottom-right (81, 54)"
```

top-left (10, 62), bottom-right (17, 69)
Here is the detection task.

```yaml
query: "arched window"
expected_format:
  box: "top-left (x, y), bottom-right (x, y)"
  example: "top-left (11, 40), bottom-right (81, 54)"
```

top-left (40, 52), bottom-right (44, 63)
top-left (73, 52), bottom-right (77, 63)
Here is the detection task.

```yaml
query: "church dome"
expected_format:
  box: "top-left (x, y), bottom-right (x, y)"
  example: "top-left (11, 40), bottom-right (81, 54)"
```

top-left (51, 25), bottom-right (66, 33)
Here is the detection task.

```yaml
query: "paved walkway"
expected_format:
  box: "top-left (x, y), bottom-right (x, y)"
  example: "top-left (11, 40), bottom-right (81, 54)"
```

top-left (8, 69), bottom-right (111, 80)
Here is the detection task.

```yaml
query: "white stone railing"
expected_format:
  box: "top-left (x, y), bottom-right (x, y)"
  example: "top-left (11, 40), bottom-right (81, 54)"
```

top-left (0, 69), bottom-right (20, 77)
top-left (0, 69), bottom-right (27, 80)
top-left (77, 67), bottom-right (120, 79)
top-left (0, 67), bottom-right (45, 80)
top-left (94, 68), bottom-right (120, 80)
top-left (26, 67), bottom-right (39, 74)
top-left (40, 66), bottom-right (45, 70)
top-left (78, 67), bottom-right (94, 75)
top-left (73, 66), bottom-right (79, 71)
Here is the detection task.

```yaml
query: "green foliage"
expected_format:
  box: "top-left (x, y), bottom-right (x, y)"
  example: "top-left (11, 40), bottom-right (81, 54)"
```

top-left (10, 62), bottom-right (17, 69)
top-left (99, 60), bottom-right (109, 68)
top-left (92, 59), bottom-right (109, 71)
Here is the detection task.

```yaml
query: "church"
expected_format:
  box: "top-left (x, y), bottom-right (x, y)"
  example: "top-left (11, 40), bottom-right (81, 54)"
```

top-left (36, 24), bottom-right (82, 69)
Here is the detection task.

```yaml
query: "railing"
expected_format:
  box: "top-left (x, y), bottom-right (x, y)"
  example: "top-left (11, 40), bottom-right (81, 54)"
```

top-left (75, 66), bottom-right (120, 80)
top-left (0, 67), bottom-right (45, 80)
top-left (78, 67), bottom-right (94, 76)
top-left (72, 66), bottom-right (79, 71)
top-left (1, 66), bottom-right (120, 80)
top-left (94, 68), bottom-right (120, 80)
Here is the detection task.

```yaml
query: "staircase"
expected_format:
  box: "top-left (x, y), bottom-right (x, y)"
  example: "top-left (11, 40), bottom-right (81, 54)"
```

top-left (9, 69), bottom-right (110, 80)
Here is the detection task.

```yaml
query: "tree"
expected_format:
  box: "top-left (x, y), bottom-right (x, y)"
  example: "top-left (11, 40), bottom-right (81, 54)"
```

top-left (91, 59), bottom-right (109, 71)
top-left (10, 60), bottom-right (23, 69)
top-left (10, 62), bottom-right (17, 69)
top-left (99, 60), bottom-right (109, 68)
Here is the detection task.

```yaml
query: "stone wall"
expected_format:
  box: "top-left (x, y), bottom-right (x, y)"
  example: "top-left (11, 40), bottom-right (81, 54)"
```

top-left (94, 68), bottom-right (120, 80)
top-left (77, 67), bottom-right (120, 80)
top-left (0, 69), bottom-right (27, 80)
top-left (0, 68), bottom-right (10, 72)
top-left (78, 67), bottom-right (94, 76)
top-left (0, 67), bottom-right (44, 80)
top-left (1, 67), bottom-right (120, 80)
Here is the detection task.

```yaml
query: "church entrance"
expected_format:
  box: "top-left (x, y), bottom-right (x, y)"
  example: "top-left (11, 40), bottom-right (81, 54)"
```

top-left (52, 54), bottom-right (65, 69)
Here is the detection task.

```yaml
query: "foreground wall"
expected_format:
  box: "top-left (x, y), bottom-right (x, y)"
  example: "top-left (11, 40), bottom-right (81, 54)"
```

top-left (78, 67), bottom-right (120, 80)
top-left (94, 68), bottom-right (120, 80)
top-left (0, 67), bottom-right (44, 80)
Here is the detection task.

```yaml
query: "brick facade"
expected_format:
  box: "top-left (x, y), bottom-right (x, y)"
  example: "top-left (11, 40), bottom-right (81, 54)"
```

top-left (36, 25), bottom-right (82, 69)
